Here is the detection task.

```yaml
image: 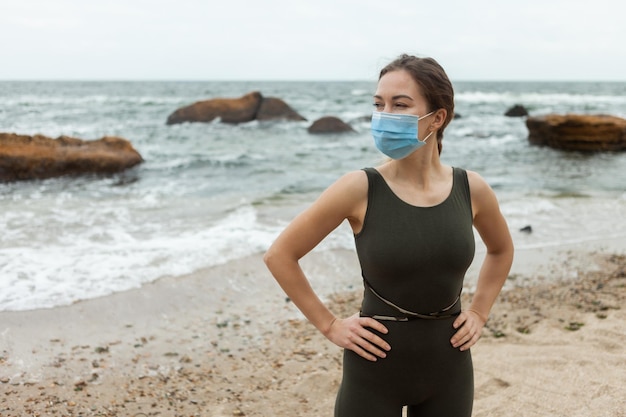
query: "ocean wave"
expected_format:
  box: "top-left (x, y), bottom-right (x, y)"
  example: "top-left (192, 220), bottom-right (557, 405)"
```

top-left (456, 91), bottom-right (626, 107)
top-left (0, 204), bottom-right (280, 312)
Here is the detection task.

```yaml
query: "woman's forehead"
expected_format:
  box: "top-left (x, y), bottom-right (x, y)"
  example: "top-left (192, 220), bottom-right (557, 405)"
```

top-left (375, 70), bottom-right (423, 99)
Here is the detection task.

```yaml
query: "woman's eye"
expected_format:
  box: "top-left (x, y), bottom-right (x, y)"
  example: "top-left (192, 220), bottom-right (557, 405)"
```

top-left (373, 103), bottom-right (384, 109)
top-left (394, 103), bottom-right (408, 108)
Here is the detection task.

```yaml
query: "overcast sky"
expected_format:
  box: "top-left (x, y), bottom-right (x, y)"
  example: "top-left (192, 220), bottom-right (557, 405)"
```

top-left (1, 0), bottom-right (625, 81)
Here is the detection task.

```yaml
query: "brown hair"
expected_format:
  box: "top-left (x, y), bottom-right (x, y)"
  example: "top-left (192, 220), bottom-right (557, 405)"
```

top-left (379, 54), bottom-right (454, 154)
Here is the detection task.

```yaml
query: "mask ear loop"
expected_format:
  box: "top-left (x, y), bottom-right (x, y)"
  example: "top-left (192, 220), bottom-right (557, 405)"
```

top-left (417, 110), bottom-right (436, 143)
top-left (420, 130), bottom-right (435, 143)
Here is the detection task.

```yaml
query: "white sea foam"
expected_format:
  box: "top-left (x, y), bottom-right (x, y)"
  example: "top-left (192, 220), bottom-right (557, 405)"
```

top-left (1, 192), bottom-right (623, 312)
top-left (0, 204), bottom-right (281, 311)
top-left (500, 196), bottom-right (626, 251)
top-left (456, 91), bottom-right (626, 106)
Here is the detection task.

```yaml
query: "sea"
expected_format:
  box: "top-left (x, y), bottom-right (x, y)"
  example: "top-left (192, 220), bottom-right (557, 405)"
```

top-left (1, 80), bottom-right (625, 312)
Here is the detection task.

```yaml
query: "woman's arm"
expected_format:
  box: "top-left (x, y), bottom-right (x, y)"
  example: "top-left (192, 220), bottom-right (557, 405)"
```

top-left (451, 170), bottom-right (514, 351)
top-left (264, 170), bottom-right (391, 361)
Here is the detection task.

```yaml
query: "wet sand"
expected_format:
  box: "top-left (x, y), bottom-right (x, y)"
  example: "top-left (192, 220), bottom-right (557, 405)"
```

top-left (1, 245), bottom-right (625, 417)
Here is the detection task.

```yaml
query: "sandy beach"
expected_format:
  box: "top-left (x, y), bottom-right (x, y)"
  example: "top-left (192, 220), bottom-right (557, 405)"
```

top-left (1, 241), bottom-right (625, 417)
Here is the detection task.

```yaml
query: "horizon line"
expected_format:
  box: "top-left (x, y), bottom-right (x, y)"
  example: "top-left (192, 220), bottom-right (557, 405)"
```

top-left (1, 78), bottom-right (625, 83)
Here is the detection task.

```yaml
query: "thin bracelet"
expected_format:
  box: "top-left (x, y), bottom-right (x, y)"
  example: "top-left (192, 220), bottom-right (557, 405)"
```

top-left (467, 309), bottom-right (488, 323)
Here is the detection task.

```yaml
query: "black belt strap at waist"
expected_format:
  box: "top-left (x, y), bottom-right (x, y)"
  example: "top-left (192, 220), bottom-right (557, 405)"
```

top-left (362, 276), bottom-right (460, 321)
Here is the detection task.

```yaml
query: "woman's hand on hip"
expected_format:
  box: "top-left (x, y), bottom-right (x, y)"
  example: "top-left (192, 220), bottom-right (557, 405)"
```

top-left (324, 313), bottom-right (391, 361)
top-left (450, 310), bottom-right (486, 351)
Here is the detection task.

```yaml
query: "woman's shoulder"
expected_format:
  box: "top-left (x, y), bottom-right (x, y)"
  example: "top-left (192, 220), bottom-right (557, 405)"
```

top-left (332, 169), bottom-right (369, 194)
top-left (461, 168), bottom-right (501, 218)
top-left (314, 170), bottom-right (369, 219)
top-left (462, 168), bottom-right (491, 193)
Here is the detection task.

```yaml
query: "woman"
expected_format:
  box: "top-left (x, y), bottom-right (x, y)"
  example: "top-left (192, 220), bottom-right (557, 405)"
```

top-left (264, 54), bottom-right (514, 417)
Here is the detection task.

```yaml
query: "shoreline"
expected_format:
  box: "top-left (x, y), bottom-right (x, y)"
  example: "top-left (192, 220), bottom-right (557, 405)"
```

top-left (2, 189), bottom-right (625, 313)
top-left (1, 242), bottom-right (626, 416)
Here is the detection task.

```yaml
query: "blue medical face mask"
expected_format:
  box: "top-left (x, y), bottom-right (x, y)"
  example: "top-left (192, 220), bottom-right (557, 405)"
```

top-left (371, 111), bottom-right (435, 159)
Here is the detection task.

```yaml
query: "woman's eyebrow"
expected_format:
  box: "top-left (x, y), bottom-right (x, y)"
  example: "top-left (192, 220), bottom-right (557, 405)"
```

top-left (373, 94), bottom-right (414, 101)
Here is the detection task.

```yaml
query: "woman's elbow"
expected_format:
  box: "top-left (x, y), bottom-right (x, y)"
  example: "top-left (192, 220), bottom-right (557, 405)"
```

top-left (263, 243), bottom-right (289, 270)
top-left (263, 246), bottom-right (277, 269)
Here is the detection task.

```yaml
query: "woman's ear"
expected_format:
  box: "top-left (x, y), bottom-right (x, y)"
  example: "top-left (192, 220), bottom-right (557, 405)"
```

top-left (433, 109), bottom-right (447, 128)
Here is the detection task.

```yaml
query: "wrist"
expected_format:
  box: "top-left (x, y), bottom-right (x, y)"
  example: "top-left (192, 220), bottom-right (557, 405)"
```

top-left (322, 317), bottom-right (337, 336)
top-left (467, 309), bottom-right (488, 323)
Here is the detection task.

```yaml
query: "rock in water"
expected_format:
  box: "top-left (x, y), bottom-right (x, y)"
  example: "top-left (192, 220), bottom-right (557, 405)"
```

top-left (505, 104), bottom-right (529, 117)
top-left (256, 97), bottom-right (307, 121)
top-left (0, 133), bottom-right (144, 182)
top-left (166, 91), bottom-right (263, 124)
top-left (526, 114), bottom-right (626, 151)
top-left (307, 116), bottom-right (354, 134)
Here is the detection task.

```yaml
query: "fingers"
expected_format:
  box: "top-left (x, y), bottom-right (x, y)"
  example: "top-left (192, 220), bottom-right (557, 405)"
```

top-left (349, 336), bottom-right (388, 362)
top-left (452, 328), bottom-right (480, 351)
top-left (329, 315), bottom-right (391, 362)
top-left (360, 316), bottom-right (389, 335)
top-left (349, 317), bottom-right (391, 361)
top-left (451, 312), bottom-right (484, 351)
top-left (353, 319), bottom-right (391, 359)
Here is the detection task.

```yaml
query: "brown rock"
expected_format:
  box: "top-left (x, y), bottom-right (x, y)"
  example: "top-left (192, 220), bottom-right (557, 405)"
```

top-left (526, 114), bottom-right (626, 151)
top-left (256, 97), bottom-right (306, 121)
top-left (166, 91), bottom-right (263, 125)
top-left (505, 104), bottom-right (529, 117)
top-left (307, 116), bottom-right (354, 134)
top-left (0, 133), bottom-right (144, 182)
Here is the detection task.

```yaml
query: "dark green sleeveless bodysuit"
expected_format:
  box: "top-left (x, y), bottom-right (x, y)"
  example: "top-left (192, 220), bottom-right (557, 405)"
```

top-left (334, 167), bottom-right (476, 417)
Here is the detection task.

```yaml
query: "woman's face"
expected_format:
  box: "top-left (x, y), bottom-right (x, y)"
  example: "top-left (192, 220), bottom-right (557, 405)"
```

top-left (373, 69), bottom-right (430, 117)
